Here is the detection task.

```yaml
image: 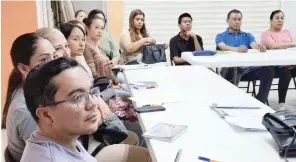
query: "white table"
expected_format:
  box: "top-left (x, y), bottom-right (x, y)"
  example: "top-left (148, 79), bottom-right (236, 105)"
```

top-left (182, 49), bottom-right (296, 68)
top-left (182, 49), bottom-right (296, 85)
top-left (122, 66), bottom-right (296, 162)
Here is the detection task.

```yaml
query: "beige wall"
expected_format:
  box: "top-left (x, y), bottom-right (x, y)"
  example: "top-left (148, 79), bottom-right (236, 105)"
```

top-left (1, 1), bottom-right (124, 111)
top-left (1, 1), bottom-right (38, 110)
top-left (108, 1), bottom-right (124, 43)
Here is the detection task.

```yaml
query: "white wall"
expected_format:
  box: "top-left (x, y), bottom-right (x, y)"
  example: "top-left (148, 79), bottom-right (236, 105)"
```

top-left (281, 0), bottom-right (296, 40)
top-left (123, 0), bottom-right (280, 50)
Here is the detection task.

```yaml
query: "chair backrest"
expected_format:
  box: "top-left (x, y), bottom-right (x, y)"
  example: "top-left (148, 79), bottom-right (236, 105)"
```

top-left (4, 147), bottom-right (16, 162)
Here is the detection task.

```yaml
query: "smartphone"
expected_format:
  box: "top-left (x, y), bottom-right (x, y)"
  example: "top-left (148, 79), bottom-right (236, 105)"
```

top-left (134, 105), bottom-right (166, 113)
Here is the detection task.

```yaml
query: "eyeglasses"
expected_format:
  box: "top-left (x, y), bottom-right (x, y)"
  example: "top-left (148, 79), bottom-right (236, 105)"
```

top-left (42, 87), bottom-right (100, 109)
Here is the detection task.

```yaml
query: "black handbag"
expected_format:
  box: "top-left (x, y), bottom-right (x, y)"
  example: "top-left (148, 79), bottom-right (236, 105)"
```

top-left (142, 44), bottom-right (166, 64)
top-left (93, 124), bottom-right (128, 145)
top-left (262, 111), bottom-right (296, 158)
top-left (93, 77), bottom-right (111, 92)
top-left (80, 123), bottom-right (128, 157)
top-left (125, 60), bottom-right (139, 65)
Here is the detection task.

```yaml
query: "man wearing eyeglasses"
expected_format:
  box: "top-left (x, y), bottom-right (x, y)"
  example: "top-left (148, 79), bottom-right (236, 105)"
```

top-left (169, 13), bottom-right (204, 66)
top-left (20, 58), bottom-right (152, 162)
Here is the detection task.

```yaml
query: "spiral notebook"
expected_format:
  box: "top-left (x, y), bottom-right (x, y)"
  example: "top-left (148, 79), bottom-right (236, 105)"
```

top-left (143, 123), bottom-right (188, 142)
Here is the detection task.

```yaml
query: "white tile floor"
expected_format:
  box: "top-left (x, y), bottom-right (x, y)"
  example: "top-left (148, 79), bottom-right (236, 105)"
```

top-left (238, 78), bottom-right (296, 110)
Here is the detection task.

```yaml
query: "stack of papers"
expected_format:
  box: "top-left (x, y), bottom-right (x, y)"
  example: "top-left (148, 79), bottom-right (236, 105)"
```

top-left (129, 81), bottom-right (158, 90)
top-left (247, 49), bottom-right (260, 53)
top-left (211, 105), bottom-right (270, 131)
top-left (287, 47), bottom-right (296, 51)
top-left (225, 116), bottom-right (266, 131)
top-left (114, 62), bottom-right (168, 71)
top-left (143, 123), bottom-right (188, 142)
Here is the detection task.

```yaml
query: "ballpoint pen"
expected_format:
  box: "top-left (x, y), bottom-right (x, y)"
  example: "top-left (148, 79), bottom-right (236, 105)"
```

top-left (198, 156), bottom-right (219, 162)
top-left (214, 106), bottom-right (260, 109)
top-left (212, 103), bottom-right (260, 109)
top-left (174, 149), bottom-right (182, 162)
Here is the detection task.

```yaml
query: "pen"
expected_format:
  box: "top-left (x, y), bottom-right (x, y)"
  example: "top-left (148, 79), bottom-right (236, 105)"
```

top-left (174, 149), bottom-right (182, 162)
top-left (198, 156), bottom-right (219, 162)
top-left (214, 106), bottom-right (260, 109)
top-left (132, 86), bottom-right (139, 90)
top-left (212, 103), bottom-right (260, 109)
top-left (141, 103), bottom-right (164, 107)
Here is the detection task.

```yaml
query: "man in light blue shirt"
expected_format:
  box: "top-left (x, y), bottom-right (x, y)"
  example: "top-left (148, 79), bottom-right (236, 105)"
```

top-left (216, 9), bottom-right (274, 104)
top-left (20, 58), bottom-right (104, 162)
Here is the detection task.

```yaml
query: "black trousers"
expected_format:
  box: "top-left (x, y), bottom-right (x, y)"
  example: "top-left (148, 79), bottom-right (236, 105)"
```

top-left (241, 67), bottom-right (274, 104)
top-left (273, 67), bottom-right (292, 103)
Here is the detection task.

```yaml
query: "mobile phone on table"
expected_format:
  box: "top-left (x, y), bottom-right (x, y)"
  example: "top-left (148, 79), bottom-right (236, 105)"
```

top-left (134, 105), bottom-right (166, 113)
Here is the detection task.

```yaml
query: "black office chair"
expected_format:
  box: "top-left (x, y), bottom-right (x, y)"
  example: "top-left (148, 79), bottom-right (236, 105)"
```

top-left (290, 67), bottom-right (296, 89)
top-left (4, 147), bottom-right (16, 162)
top-left (250, 68), bottom-right (296, 106)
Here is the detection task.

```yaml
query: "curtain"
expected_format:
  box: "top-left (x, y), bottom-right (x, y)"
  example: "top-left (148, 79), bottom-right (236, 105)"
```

top-left (60, 0), bottom-right (75, 23)
top-left (46, 0), bottom-right (54, 28)
top-left (36, 0), bottom-right (54, 28)
top-left (51, 0), bottom-right (74, 29)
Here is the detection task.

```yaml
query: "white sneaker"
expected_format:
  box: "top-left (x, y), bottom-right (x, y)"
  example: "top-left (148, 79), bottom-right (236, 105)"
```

top-left (278, 103), bottom-right (287, 111)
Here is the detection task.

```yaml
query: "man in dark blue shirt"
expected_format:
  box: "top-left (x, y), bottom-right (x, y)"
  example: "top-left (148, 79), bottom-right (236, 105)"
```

top-left (216, 9), bottom-right (274, 104)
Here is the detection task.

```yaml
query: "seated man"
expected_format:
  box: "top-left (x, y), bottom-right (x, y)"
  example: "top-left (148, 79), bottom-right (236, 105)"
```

top-left (21, 58), bottom-right (151, 162)
top-left (170, 13), bottom-right (204, 66)
top-left (216, 9), bottom-right (274, 104)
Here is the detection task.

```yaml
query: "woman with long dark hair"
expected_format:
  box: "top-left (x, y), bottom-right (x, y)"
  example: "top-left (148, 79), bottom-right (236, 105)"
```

top-left (119, 9), bottom-right (156, 65)
top-left (2, 33), bottom-right (55, 161)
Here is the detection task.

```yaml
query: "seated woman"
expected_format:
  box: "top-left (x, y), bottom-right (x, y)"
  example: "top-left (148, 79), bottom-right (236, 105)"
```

top-left (261, 10), bottom-right (296, 110)
top-left (60, 22), bottom-right (92, 79)
top-left (88, 9), bottom-right (121, 65)
top-left (2, 33), bottom-right (56, 162)
top-left (83, 15), bottom-right (135, 121)
top-left (83, 15), bottom-right (117, 80)
top-left (119, 9), bottom-right (156, 65)
top-left (74, 10), bottom-right (87, 23)
top-left (36, 28), bottom-right (71, 58)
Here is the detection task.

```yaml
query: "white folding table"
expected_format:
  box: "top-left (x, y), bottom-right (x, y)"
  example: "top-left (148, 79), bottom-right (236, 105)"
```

top-left (182, 49), bottom-right (296, 85)
top-left (122, 66), bottom-right (295, 162)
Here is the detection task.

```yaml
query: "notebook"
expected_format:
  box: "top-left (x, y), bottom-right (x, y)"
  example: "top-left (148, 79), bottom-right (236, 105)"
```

top-left (143, 123), bottom-right (188, 142)
top-left (210, 105), bottom-right (269, 131)
top-left (225, 116), bottom-right (266, 131)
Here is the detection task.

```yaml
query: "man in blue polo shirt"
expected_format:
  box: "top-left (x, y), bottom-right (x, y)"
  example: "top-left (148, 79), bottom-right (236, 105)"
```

top-left (216, 9), bottom-right (274, 104)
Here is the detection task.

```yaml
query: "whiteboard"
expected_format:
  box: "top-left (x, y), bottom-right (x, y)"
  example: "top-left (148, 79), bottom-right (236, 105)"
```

top-left (281, 0), bottom-right (296, 40)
